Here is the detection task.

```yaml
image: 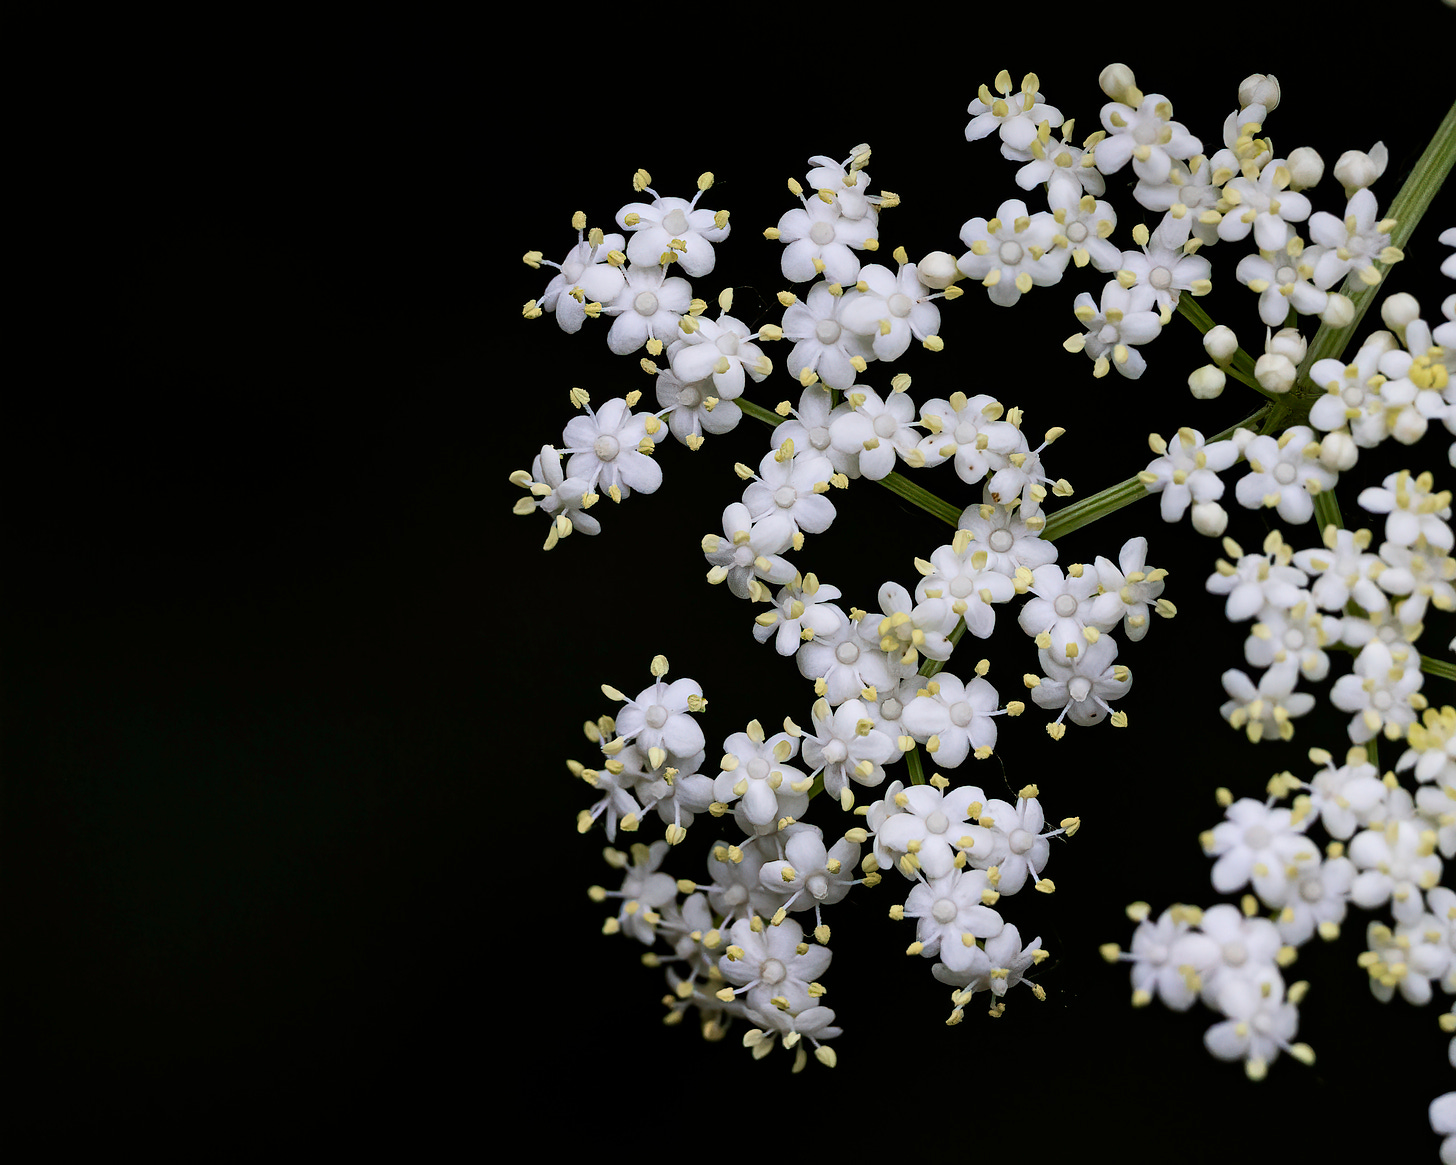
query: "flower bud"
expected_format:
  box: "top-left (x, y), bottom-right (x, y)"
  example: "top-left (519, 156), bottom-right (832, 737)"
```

top-left (1333, 143), bottom-right (1388, 196)
top-left (1254, 352), bottom-right (1296, 394)
top-left (1320, 293), bottom-right (1355, 328)
top-left (1267, 327), bottom-right (1307, 364)
top-left (1188, 364), bottom-right (1226, 400)
top-left (1319, 430), bottom-right (1358, 472)
top-left (1238, 74), bottom-right (1280, 112)
top-left (1285, 147), bottom-right (1323, 191)
top-left (1231, 427), bottom-right (1257, 455)
top-left (1099, 63), bottom-right (1139, 105)
top-left (1191, 502), bottom-right (1228, 538)
top-left (917, 250), bottom-right (960, 290)
top-left (1380, 291), bottom-right (1421, 332)
top-left (1203, 324), bottom-right (1239, 365)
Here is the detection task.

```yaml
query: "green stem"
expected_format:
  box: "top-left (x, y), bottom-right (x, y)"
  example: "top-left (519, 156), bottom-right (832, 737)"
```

top-left (1423, 654), bottom-right (1456, 684)
top-left (905, 746), bottom-right (926, 786)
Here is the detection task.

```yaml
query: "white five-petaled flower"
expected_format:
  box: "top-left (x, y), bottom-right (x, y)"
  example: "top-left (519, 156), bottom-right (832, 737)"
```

top-left (781, 281), bottom-right (876, 389)
top-left (560, 396), bottom-right (665, 499)
top-left (1066, 280), bottom-right (1163, 379)
top-left (740, 447), bottom-right (837, 555)
top-left (615, 184), bottom-right (729, 277)
top-left (903, 868), bottom-right (1005, 973)
top-left (965, 71), bottom-right (1064, 157)
top-left (603, 263), bottom-right (695, 356)
top-left (838, 261), bottom-right (943, 361)
top-left (1234, 425), bottom-right (1338, 525)
top-left (800, 697), bottom-right (896, 805)
top-left (957, 199), bottom-right (1068, 307)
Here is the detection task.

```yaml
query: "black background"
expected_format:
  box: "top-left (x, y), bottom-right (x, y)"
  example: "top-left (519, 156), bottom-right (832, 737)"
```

top-left (4, 18), bottom-right (1453, 1155)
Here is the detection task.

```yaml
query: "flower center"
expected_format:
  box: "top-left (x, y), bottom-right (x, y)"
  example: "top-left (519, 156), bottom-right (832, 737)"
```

top-left (1276, 264), bottom-right (1297, 285)
top-left (815, 319), bottom-right (842, 345)
top-left (1282, 628), bottom-right (1305, 650)
top-left (998, 240), bottom-right (1023, 265)
top-left (873, 413), bottom-right (898, 439)
top-left (1149, 265), bottom-right (1172, 290)
top-left (593, 434), bottom-right (621, 461)
top-left (760, 957), bottom-right (787, 985)
top-left (954, 421), bottom-right (979, 445)
top-left (1069, 676), bottom-right (1092, 702)
top-left (1244, 825), bottom-right (1270, 850)
top-left (926, 811), bottom-right (950, 835)
top-left (661, 208), bottom-right (689, 235)
top-left (932, 898), bottom-right (958, 924)
top-left (645, 704), bottom-right (669, 729)
top-left (1054, 594), bottom-right (1079, 617)
top-left (1274, 463), bottom-right (1297, 485)
top-left (823, 740), bottom-right (848, 764)
top-left (809, 221), bottom-right (836, 246)
top-left (989, 529), bottom-right (1015, 552)
top-left (807, 874), bottom-right (830, 900)
top-left (1009, 828), bottom-right (1035, 855)
top-left (1222, 941), bottom-right (1247, 966)
top-left (716, 333), bottom-right (740, 356)
top-left (748, 757), bottom-right (770, 781)
top-left (1300, 878), bottom-right (1324, 902)
top-left (679, 384), bottom-right (702, 407)
top-left (887, 292), bottom-right (913, 318)
top-left (1342, 386), bottom-right (1365, 407)
top-left (1371, 690), bottom-right (1393, 710)
top-left (950, 576), bottom-right (975, 598)
top-left (949, 701), bottom-right (975, 728)
top-left (809, 425), bottom-right (831, 450)
top-left (723, 884), bottom-right (747, 906)
top-left (1066, 221), bottom-right (1088, 243)
top-left (774, 485), bottom-right (799, 509)
top-left (880, 697), bottom-right (902, 720)
top-left (835, 641), bottom-right (860, 665)
top-left (633, 290), bottom-right (659, 317)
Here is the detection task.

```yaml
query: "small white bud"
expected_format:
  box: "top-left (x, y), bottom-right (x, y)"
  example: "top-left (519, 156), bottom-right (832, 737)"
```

top-left (1203, 324), bottom-right (1239, 365)
top-left (1380, 291), bottom-right (1421, 331)
top-left (1333, 144), bottom-right (1388, 197)
top-left (1267, 327), bottom-right (1307, 364)
top-left (1319, 293), bottom-right (1355, 329)
top-left (917, 250), bottom-right (960, 290)
top-left (1319, 430), bottom-right (1359, 472)
top-left (1099, 63), bottom-right (1139, 104)
top-left (1191, 501), bottom-right (1229, 538)
top-left (1285, 147), bottom-right (1323, 191)
top-left (1254, 352), bottom-right (1296, 394)
top-left (1188, 364), bottom-right (1226, 400)
top-left (1238, 74), bottom-right (1280, 113)
top-left (1231, 426), bottom-right (1257, 455)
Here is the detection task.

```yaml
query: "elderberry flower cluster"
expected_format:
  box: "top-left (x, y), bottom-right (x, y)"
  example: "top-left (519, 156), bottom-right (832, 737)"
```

top-left (514, 59), bottom-right (1454, 1153)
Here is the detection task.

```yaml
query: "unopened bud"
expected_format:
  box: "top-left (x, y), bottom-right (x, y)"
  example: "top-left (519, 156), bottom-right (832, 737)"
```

top-left (1320, 293), bottom-right (1355, 329)
top-left (1286, 146), bottom-right (1323, 191)
top-left (1333, 144), bottom-right (1388, 196)
top-left (918, 250), bottom-right (960, 290)
top-left (1099, 63), bottom-right (1139, 105)
top-left (1188, 364), bottom-right (1226, 400)
top-left (1254, 352), bottom-right (1296, 394)
top-left (1380, 291), bottom-right (1421, 331)
top-left (1191, 501), bottom-right (1228, 538)
top-left (1319, 430), bottom-right (1359, 472)
top-left (1203, 324), bottom-right (1239, 365)
top-left (1238, 74), bottom-right (1281, 113)
top-left (1267, 326), bottom-right (1307, 364)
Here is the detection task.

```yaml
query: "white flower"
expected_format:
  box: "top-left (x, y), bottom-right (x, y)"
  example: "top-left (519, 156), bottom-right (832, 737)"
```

top-left (862, 580), bottom-right (955, 672)
top-left (774, 386), bottom-right (860, 479)
top-left (1200, 797), bottom-right (1318, 900)
top-left (1018, 563), bottom-right (1101, 660)
top-left (1274, 854), bottom-right (1355, 946)
top-left (1331, 639), bottom-right (1424, 744)
top-left (701, 501), bottom-right (798, 602)
top-left (1109, 905), bottom-right (1221, 1011)
top-left (606, 664), bottom-right (706, 761)
top-left (1216, 161), bottom-right (1313, 250)
top-left (975, 789), bottom-right (1067, 896)
top-left (1243, 600), bottom-right (1338, 682)
top-left (655, 366), bottom-right (742, 447)
top-left (1088, 537), bottom-right (1170, 642)
top-left (806, 148), bottom-right (880, 220)
top-left (915, 526), bottom-right (1021, 641)
top-left (903, 869), bottom-right (1005, 972)
top-left (800, 697), bottom-right (896, 805)
top-left (757, 823), bottom-right (860, 922)
top-left (1333, 142), bottom-right (1388, 197)
top-left (717, 915), bottom-right (831, 1020)
top-left (1235, 238), bottom-right (1330, 327)
top-left (1290, 526), bottom-right (1387, 616)
top-left (1117, 217), bottom-right (1211, 312)
top-left (559, 396), bottom-right (665, 499)
top-left (1047, 188), bottom-right (1121, 272)
top-left (1095, 92), bottom-right (1202, 187)
top-left (1358, 469), bottom-right (1454, 551)
top-left (957, 199), bottom-right (1068, 307)
top-left (511, 444), bottom-right (601, 549)
top-left (754, 574), bottom-right (844, 656)
top-left (957, 493), bottom-right (1058, 572)
top-left (716, 721), bottom-right (811, 834)
top-left (795, 614), bottom-right (893, 707)
top-left (781, 281), bottom-right (876, 389)
top-left (1202, 966), bottom-right (1303, 1081)
top-left (1219, 665), bottom-right (1315, 743)
top-left (875, 782), bottom-right (987, 881)
top-left (603, 263), bottom-right (694, 355)
top-left (828, 385), bottom-right (922, 481)
top-left (740, 447), bottom-right (837, 555)
top-left (837, 260), bottom-right (943, 361)
top-left (666, 311), bottom-right (771, 401)
top-left (1349, 820), bottom-right (1443, 924)
top-left (1028, 636), bottom-right (1131, 731)
top-left (1066, 280), bottom-right (1163, 379)
top-left (527, 227), bottom-right (627, 333)
top-left (932, 924), bottom-right (1044, 1011)
top-left (965, 70), bottom-right (1063, 157)
top-left (604, 840), bottom-right (680, 944)
top-left (615, 184), bottom-right (729, 277)
top-left (900, 671), bottom-right (1005, 768)
top-left (1205, 534), bottom-right (1308, 622)
top-left (1307, 188), bottom-right (1400, 289)
top-left (773, 193), bottom-right (872, 285)
top-left (914, 392), bottom-right (1025, 485)
top-left (1234, 426), bottom-right (1337, 525)
top-left (1302, 748), bottom-right (1388, 840)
